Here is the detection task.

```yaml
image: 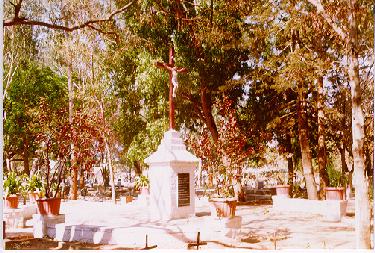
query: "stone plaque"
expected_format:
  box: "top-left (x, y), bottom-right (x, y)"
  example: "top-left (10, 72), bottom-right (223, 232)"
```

top-left (178, 173), bottom-right (190, 207)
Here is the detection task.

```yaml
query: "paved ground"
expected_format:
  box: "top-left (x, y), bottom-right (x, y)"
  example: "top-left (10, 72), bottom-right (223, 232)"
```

top-left (4, 197), bottom-right (373, 250)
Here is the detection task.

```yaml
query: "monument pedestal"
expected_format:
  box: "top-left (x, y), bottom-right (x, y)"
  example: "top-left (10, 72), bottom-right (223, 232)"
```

top-left (145, 129), bottom-right (199, 221)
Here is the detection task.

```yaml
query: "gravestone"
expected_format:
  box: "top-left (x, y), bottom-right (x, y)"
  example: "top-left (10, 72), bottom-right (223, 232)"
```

top-left (145, 129), bottom-right (199, 220)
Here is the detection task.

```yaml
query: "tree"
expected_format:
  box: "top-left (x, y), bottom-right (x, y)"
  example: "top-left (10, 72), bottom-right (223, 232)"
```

top-left (307, 0), bottom-right (372, 248)
top-left (122, 1), bottom-right (250, 143)
top-left (4, 0), bottom-right (133, 41)
top-left (186, 96), bottom-right (254, 189)
top-left (4, 61), bottom-right (67, 175)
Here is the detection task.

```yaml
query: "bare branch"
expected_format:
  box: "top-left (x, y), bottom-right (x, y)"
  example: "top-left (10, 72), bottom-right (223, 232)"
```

top-left (307, 0), bottom-right (348, 42)
top-left (3, 1), bottom-right (133, 34)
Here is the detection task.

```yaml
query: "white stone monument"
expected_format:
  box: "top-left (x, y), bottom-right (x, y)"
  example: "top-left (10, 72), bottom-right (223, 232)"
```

top-left (145, 129), bottom-right (199, 220)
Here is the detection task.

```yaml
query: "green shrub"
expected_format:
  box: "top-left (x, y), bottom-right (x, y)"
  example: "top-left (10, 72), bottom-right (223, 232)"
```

top-left (134, 175), bottom-right (149, 189)
top-left (3, 171), bottom-right (22, 196)
top-left (26, 174), bottom-right (43, 192)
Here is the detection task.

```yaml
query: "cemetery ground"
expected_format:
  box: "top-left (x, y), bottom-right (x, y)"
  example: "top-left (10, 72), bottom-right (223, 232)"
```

top-left (4, 195), bottom-right (371, 250)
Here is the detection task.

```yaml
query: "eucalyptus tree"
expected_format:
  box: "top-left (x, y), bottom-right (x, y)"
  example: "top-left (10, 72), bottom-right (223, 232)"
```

top-left (3, 0), bottom-right (135, 199)
top-left (240, 0), bottom-right (323, 199)
top-left (306, 0), bottom-right (373, 248)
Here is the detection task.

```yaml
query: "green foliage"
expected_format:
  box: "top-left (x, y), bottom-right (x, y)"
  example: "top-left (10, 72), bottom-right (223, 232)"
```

top-left (4, 60), bottom-right (67, 164)
top-left (134, 175), bottom-right (149, 189)
top-left (326, 159), bottom-right (344, 187)
top-left (3, 171), bottom-right (22, 196)
top-left (25, 174), bottom-right (43, 192)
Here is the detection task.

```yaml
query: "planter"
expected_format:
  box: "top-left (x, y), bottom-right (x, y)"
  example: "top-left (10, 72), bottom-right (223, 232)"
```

top-left (126, 196), bottom-right (133, 203)
top-left (275, 185), bottom-right (290, 198)
top-left (209, 197), bottom-right (237, 218)
top-left (325, 187), bottom-right (344, 200)
top-left (120, 196), bottom-right (133, 204)
top-left (36, 198), bottom-right (62, 215)
top-left (28, 192), bottom-right (40, 203)
top-left (4, 195), bottom-right (19, 209)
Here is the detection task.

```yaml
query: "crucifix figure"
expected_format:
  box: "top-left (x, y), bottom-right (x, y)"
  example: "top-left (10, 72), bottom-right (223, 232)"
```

top-left (156, 47), bottom-right (187, 130)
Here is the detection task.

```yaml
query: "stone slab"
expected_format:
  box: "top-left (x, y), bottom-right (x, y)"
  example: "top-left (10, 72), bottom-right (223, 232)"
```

top-left (32, 214), bottom-right (65, 238)
top-left (3, 204), bottom-right (38, 228)
top-left (272, 196), bottom-right (348, 222)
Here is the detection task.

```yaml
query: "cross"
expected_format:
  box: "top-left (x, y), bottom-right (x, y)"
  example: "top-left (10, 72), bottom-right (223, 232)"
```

top-left (187, 231), bottom-right (207, 250)
top-left (156, 47), bottom-right (187, 130)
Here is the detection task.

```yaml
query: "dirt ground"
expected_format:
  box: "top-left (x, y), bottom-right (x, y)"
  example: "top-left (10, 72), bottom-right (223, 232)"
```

top-left (4, 230), bottom-right (244, 250)
top-left (3, 198), bottom-right (373, 250)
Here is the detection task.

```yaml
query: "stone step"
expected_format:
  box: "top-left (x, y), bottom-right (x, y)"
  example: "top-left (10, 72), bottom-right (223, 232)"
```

top-left (244, 194), bottom-right (272, 201)
top-left (244, 189), bottom-right (272, 195)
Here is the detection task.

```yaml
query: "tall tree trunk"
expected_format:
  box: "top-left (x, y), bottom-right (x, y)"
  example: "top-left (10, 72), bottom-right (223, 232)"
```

top-left (80, 168), bottom-right (85, 190)
top-left (297, 83), bottom-right (318, 200)
top-left (134, 161), bottom-right (142, 175)
top-left (105, 140), bottom-right (116, 203)
top-left (317, 77), bottom-right (329, 199)
top-left (72, 169), bottom-right (78, 200)
top-left (287, 156), bottom-right (294, 197)
top-left (67, 64), bottom-right (77, 200)
top-left (286, 133), bottom-right (294, 197)
top-left (99, 99), bottom-right (116, 204)
top-left (339, 145), bottom-right (349, 174)
top-left (200, 85), bottom-right (218, 142)
top-left (23, 136), bottom-right (30, 176)
top-left (348, 0), bottom-right (370, 247)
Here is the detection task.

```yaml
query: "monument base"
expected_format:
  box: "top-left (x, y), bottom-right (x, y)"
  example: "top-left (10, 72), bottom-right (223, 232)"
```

top-left (145, 129), bottom-right (199, 221)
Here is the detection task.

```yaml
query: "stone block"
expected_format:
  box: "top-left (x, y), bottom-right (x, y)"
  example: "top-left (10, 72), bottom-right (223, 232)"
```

top-left (3, 204), bottom-right (38, 228)
top-left (32, 214), bottom-right (65, 238)
top-left (272, 196), bottom-right (348, 222)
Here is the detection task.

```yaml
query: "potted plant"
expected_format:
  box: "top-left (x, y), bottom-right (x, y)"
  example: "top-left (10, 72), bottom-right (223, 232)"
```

top-left (25, 174), bottom-right (43, 203)
top-left (34, 138), bottom-right (66, 216)
top-left (275, 173), bottom-right (290, 198)
top-left (3, 171), bottom-right (22, 209)
top-left (135, 175), bottom-right (150, 195)
top-left (325, 166), bottom-right (345, 200)
top-left (208, 165), bottom-right (238, 218)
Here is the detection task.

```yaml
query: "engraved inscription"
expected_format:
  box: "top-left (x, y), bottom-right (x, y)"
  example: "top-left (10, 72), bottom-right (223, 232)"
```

top-left (178, 173), bottom-right (190, 207)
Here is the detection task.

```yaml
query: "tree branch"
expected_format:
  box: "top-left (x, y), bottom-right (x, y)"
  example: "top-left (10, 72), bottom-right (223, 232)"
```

top-left (307, 0), bottom-right (348, 42)
top-left (4, 1), bottom-right (133, 33)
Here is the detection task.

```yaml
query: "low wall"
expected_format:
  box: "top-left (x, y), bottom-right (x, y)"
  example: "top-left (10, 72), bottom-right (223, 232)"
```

top-left (3, 204), bottom-right (38, 228)
top-left (272, 196), bottom-right (348, 222)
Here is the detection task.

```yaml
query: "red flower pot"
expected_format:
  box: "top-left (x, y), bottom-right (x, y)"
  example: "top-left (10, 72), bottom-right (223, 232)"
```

top-left (276, 185), bottom-right (290, 197)
top-left (126, 196), bottom-right (133, 203)
top-left (4, 195), bottom-right (19, 209)
top-left (36, 198), bottom-right (62, 215)
top-left (209, 197), bottom-right (237, 218)
top-left (325, 187), bottom-right (344, 200)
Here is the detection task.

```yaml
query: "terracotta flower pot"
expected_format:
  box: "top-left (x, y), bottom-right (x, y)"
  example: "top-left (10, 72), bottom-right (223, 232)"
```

top-left (28, 192), bottom-right (40, 203)
top-left (275, 185), bottom-right (290, 198)
top-left (4, 195), bottom-right (19, 209)
top-left (126, 196), bottom-right (133, 203)
top-left (325, 187), bottom-right (344, 200)
top-left (36, 198), bottom-right (62, 215)
top-left (209, 197), bottom-right (237, 218)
